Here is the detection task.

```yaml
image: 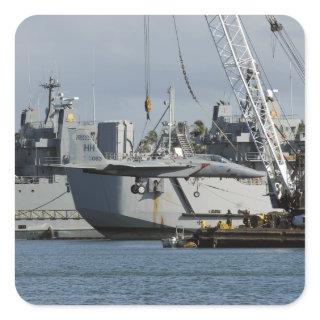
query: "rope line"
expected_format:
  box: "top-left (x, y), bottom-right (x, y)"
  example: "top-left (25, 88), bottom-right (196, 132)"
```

top-left (135, 118), bottom-right (150, 152)
top-left (200, 182), bottom-right (268, 203)
top-left (32, 191), bottom-right (68, 210)
top-left (240, 16), bottom-right (300, 149)
top-left (144, 16), bottom-right (151, 97)
top-left (172, 15), bottom-right (246, 159)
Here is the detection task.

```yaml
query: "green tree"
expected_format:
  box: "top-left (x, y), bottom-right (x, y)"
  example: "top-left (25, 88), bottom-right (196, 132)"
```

top-left (138, 130), bottom-right (158, 153)
top-left (190, 120), bottom-right (207, 154)
top-left (145, 130), bottom-right (158, 144)
top-left (191, 120), bottom-right (206, 137)
top-left (177, 122), bottom-right (186, 134)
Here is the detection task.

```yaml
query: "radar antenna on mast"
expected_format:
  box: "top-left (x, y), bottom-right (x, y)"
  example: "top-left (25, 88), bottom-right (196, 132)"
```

top-left (41, 76), bottom-right (60, 124)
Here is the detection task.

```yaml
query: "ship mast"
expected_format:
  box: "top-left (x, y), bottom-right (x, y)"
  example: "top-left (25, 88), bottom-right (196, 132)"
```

top-left (41, 76), bottom-right (60, 125)
top-left (92, 47), bottom-right (96, 124)
top-left (168, 85), bottom-right (175, 155)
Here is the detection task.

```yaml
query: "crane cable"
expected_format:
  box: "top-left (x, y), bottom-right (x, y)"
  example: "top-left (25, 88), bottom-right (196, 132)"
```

top-left (239, 16), bottom-right (299, 153)
top-left (172, 15), bottom-right (244, 158)
top-left (265, 15), bottom-right (304, 82)
top-left (144, 16), bottom-right (152, 120)
top-left (134, 16), bottom-right (153, 151)
top-left (31, 191), bottom-right (68, 210)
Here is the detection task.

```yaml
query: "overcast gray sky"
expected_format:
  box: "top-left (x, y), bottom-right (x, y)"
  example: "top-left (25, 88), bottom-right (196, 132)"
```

top-left (15, 15), bottom-right (304, 136)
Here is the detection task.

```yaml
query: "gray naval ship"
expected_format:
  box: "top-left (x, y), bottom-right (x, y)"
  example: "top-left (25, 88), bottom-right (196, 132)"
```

top-left (65, 87), bottom-right (305, 239)
top-left (15, 77), bottom-right (133, 239)
top-left (16, 79), bottom-right (304, 240)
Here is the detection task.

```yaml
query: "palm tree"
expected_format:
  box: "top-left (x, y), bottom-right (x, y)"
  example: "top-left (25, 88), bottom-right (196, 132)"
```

top-left (177, 122), bottom-right (186, 134)
top-left (191, 120), bottom-right (206, 137)
top-left (191, 120), bottom-right (207, 154)
top-left (145, 130), bottom-right (158, 144)
top-left (138, 130), bottom-right (158, 153)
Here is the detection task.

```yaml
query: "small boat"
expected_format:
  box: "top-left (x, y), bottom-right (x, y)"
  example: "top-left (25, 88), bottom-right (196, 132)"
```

top-left (161, 226), bottom-right (188, 248)
top-left (161, 236), bottom-right (178, 248)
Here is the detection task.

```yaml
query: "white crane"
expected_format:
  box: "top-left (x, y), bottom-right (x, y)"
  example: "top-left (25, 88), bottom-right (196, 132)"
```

top-left (205, 15), bottom-right (297, 209)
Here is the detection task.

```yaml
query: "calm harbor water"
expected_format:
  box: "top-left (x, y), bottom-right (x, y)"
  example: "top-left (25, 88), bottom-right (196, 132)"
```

top-left (15, 240), bottom-right (304, 305)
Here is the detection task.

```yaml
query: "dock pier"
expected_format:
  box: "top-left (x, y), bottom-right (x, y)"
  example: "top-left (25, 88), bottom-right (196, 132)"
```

top-left (191, 228), bottom-right (304, 248)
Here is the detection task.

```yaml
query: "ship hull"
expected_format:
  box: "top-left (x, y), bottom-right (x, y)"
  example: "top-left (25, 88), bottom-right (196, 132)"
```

top-left (66, 168), bottom-right (276, 240)
top-left (15, 175), bottom-right (104, 239)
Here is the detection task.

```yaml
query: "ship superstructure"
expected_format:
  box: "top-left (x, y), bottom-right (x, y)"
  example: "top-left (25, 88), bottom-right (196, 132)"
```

top-left (15, 77), bottom-right (102, 239)
top-left (203, 98), bottom-right (305, 171)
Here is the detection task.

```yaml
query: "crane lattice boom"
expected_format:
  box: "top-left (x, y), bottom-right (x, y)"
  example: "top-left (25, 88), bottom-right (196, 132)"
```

top-left (205, 15), bottom-right (295, 200)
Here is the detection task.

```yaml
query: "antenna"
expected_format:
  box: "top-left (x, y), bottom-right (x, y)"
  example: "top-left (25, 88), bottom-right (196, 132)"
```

top-left (41, 76), bottom-right (60, 124)
top-left (27, 48), bottom-right (31, 107)
top-left (53, 59), bottom-right (60, 82)
top-left (92, 47), bottom-right (96, 124)
top-left (168, 85), bottom-right (175, 154)
top-left (290, 61), bottom-right (293, 118)
top-left (37, 95), bottom-right (40, 121)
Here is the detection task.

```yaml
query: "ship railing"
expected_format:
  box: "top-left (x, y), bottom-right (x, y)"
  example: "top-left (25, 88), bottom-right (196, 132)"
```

top-left (238, 177), bottom-right (264, 185)
top-left (212, 115), bottom-right (247, 123)
top-left (194, 154), bottom-right (232, 163)
top-left (15, 175), bottom-right (56, 184)
top-left (103, 153), bottom-right (130, 160)
top-left (130, 153), bottom-right (161, 161)
top-left (42, 157), bottom-right (61, 164)
top-left (24, 121), bottom-right (53, 129)
top-left (278, 114), bottom-right (299, 120)
top-left (216, 114), bottom-right (300, 122)
top-left (15, 209), bottom-right (81, 220)
top-left (220, 115), bottom-right (243, 123)
top-left (77, 121), bottom-right (96, 126)
top-left (245, 152), bottom-right (261, 162)
top-left (103, 152), bottom-right (163, 161)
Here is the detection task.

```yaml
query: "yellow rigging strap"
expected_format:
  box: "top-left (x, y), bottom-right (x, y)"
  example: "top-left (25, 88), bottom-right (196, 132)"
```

top-left (145, 95), bottom-right (152, 120)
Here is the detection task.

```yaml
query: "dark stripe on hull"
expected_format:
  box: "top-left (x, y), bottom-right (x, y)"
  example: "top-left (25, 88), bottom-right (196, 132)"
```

top-left (95, 226), bottom-right (194, 240)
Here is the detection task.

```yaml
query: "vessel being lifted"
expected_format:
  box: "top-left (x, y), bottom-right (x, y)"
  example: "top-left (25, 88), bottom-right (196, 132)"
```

top-left (63, 16), bottom-right (304, 240)
top-left (64, 86), bottom-right (263, 181)
top-left (64, 86), bottom-right (284, 240)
